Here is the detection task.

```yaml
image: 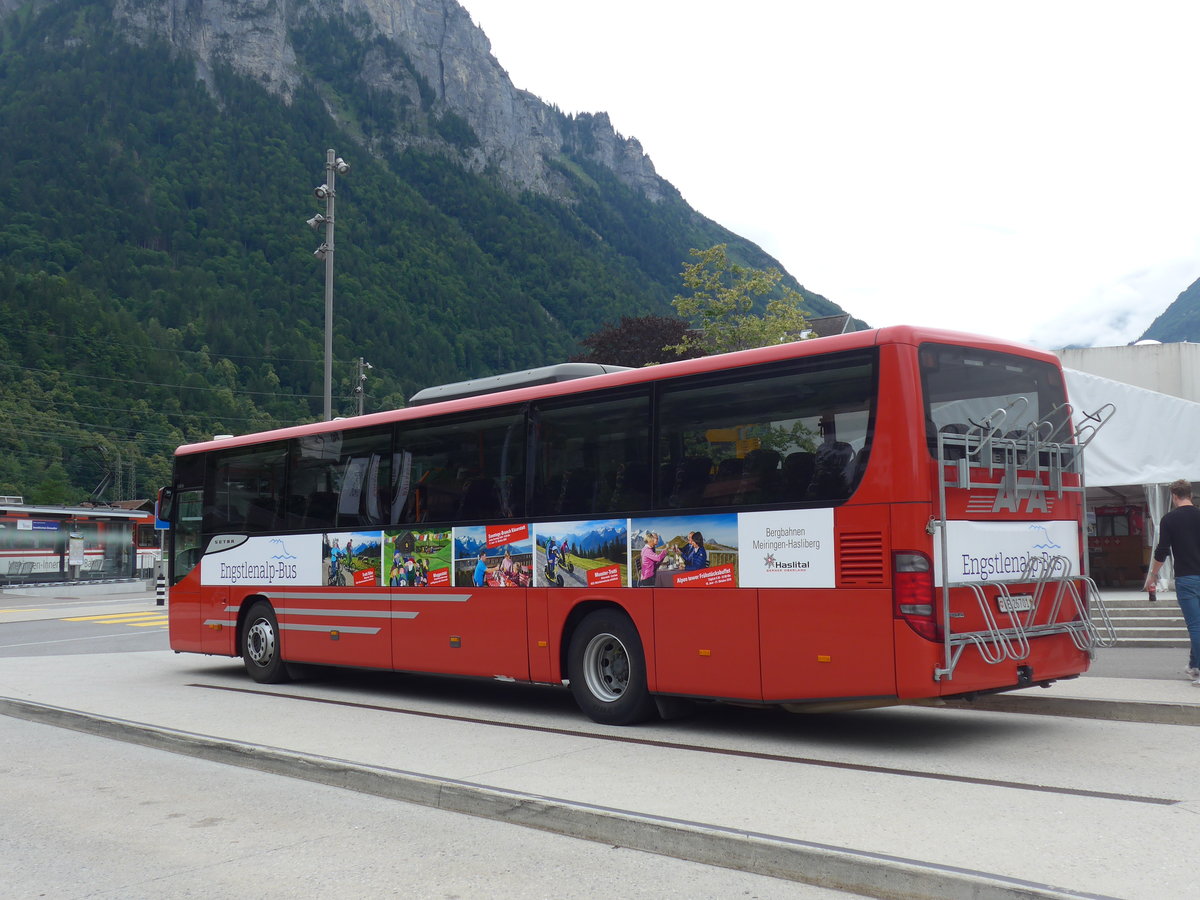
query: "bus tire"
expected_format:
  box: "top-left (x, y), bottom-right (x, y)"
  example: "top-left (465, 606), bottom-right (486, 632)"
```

top-left (567, 610), bottom-right (657, 725)
top-left (241, 601), bottom-right (290, 684)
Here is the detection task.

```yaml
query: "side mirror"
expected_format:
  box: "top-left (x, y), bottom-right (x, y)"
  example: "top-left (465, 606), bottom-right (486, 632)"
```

top-left (156, 486), bottom-right (174, 524)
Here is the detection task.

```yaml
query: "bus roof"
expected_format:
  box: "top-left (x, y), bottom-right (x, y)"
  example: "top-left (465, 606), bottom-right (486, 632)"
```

top-left (407, 362), bottom-right (633, 406)
top-left (175, 325), bottom-right (1057, 456)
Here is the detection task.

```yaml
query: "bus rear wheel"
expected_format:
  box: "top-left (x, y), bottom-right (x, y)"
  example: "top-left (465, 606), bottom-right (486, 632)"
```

top-left (241, 601), bottom-right (290, 684)
top-left (567, 610), bottom-right (656, 725)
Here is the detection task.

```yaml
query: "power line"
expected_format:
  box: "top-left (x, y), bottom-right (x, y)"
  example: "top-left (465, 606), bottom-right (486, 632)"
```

top-left (38, 398), bottom-right (308, 428)
top-left (16, 395), bottom-right (313, 432)
top-left (0, 424), bottom-right (180, 451)
top-left (0, 317), bottom-right (325, 366)
top-left (0, 359), bottom-right (334, 399)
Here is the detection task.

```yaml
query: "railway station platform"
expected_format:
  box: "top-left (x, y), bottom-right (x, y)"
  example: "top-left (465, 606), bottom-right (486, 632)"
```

top-left (0, 577), bottom-right (154, 597)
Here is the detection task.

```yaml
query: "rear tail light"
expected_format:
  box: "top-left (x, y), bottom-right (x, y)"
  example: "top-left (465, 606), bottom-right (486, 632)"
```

top-left (894, 551), bottom-right (940, 641)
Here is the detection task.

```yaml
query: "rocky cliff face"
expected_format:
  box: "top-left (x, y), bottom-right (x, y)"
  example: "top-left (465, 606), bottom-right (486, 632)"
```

top-left (95, 0), bottom-right (665, 201)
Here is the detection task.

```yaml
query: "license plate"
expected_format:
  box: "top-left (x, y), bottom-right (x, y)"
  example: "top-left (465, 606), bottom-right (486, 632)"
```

top-left (997, 594), bottom-right (1033, 613)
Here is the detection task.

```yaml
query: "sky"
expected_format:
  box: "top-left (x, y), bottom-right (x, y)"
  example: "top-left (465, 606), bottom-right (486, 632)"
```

top-left (458, 0), bottom-right (1200, 349)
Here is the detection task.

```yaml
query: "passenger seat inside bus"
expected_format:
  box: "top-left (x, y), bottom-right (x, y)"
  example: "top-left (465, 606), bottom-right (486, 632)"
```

top-left (305, 492), bottom-right (338, 528)
top-left (609, 461), bottom-right (649, 511)
top-left (668, 456), bottom-right (712, 508)
top-left (705, 457), bottom-right (744, 506)
top-left (806, 442), bottom-right (854, 501)
top-left (715, 457), bottom-right (744, 480)
top-left (457, 476), bottom-right (502, 521)
top-left (738, 448), bottom-right (780, 504)
top-left (556, 468), bottom-right (596, 516)
top-left (245, 500), bottom-right (280, 533)
top-left (782, 451), bottom-right (815, 500)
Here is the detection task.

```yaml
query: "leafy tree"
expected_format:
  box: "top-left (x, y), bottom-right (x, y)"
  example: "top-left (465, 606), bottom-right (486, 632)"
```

top-left (31, 462), bottom-right (73, 505)
top-left (570, 315), bottom-right (701, 367)
top-left (670, 245), bottom-right (813, 356)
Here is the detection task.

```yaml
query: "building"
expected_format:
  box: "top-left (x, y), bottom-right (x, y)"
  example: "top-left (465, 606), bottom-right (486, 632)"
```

top-left (1059, 341), bottom-right (1200, 403)
top-left (0, 500), bottom-right (152, 587)
top-left (1058, 343), bottom-right (1200, 587)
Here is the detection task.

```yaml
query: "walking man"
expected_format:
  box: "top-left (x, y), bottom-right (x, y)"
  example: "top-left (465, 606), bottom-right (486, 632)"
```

top-left (1144, 479), bottom-right (1200, 685)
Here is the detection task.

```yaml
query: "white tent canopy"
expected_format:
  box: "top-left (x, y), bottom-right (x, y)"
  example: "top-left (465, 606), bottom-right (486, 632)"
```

top-left (1064, 367), bottom-right (1200, 586)
top-left (1064, 368), bottom-right (1200, 489)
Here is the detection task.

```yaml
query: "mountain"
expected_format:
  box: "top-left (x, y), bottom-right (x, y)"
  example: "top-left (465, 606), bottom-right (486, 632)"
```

top-left (1140, 275), bottom-right (1200, 342)
top-left (557, 523), bottom-right (628, 556)
top-left (0, 0), bottom-right (853, 504)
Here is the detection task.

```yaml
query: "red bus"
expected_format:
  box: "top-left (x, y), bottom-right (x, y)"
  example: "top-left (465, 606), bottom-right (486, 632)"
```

top-left (159, 326), bottom-right (1114, 724)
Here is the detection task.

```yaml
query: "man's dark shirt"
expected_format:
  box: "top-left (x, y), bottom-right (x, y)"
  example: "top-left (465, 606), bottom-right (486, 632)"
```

top-left (1153, 504), bottom-right (1200, 576)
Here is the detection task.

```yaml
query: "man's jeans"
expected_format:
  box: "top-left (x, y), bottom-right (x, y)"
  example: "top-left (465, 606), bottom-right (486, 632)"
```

top-left (1174, 574), bottom-right (1200, 670)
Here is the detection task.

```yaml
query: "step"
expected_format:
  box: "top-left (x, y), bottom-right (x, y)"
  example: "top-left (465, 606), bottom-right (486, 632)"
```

top-left (1114, 639), bottom-right (1191, 648)
top-left (1103, 614), bottom-right (1185, 624)
top-left (1110, 630), bottom-right (1190, 639)
top-left (1099, 600), bottom-right (1179, 610)
top-left (1111, 630), bottom-right (1190, 642)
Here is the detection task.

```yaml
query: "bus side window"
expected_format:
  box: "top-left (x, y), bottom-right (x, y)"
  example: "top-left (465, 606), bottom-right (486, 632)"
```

top-left (393, 406), bottom-right (525, 526)
top-left (209, 443), bottom-right (287, 535)
top-left (530, 390), bottom-right (651, 518)
top-left (287, 426), bottom-right (391, 531)
top-left (655, 352), bottom-right (875, 510)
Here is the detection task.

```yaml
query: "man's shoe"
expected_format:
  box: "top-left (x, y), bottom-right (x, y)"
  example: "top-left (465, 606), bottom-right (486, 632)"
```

top-left (1187, 667), bottom-right (1200, 678)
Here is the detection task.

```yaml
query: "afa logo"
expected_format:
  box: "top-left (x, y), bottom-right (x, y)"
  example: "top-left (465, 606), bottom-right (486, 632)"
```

top-left (966, 477), bottom-right (1055, 514)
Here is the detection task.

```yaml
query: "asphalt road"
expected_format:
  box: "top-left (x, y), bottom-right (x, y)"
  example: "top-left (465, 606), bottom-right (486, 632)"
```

top-left (0, 592), bottom-right (167, 657)
top-left (2, 586), bottom-right (1197, 899)
top-left (2, 714), bottom-right (847, 900)
top-left (0, 588), bottom-right (850, 899)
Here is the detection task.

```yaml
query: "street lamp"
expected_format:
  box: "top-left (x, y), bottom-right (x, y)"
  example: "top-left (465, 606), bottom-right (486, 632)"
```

top-left (309, 149), bottom-right (350, 421)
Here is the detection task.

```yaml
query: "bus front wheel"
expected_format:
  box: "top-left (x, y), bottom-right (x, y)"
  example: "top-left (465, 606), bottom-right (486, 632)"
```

top-left (566, 610), bottom-right (656, 725)
top-left (241, 601), bottom-right (290, 684)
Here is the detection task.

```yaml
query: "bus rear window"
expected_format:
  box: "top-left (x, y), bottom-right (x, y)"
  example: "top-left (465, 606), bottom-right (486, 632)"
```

top-left (920, 343), bottom-right (1069, 455)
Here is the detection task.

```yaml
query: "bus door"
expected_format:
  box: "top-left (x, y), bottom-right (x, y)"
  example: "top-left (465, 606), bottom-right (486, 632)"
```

top-left (166, 486), bottom-right (205, 653)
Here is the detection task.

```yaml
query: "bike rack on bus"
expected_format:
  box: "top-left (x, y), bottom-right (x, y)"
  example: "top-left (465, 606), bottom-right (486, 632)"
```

top-left (930, 401), bottom-right (1117, 683)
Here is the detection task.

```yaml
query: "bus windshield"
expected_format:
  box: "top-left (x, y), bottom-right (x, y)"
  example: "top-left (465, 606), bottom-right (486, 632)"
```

top-left (920, 343), bottom-right (1069, 454)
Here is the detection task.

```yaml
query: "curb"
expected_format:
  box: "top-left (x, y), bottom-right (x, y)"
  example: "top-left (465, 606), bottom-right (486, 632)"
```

top-left (942, 694), bottom-right (1200, 726)
top-left (0, 695), bottom-right (1117, 900)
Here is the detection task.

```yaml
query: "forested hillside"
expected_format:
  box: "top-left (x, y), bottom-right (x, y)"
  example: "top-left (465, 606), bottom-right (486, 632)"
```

top-left (1140, 275), bottom-right (1200, 342)
top-left (0, 0), bottom-right (849, 504)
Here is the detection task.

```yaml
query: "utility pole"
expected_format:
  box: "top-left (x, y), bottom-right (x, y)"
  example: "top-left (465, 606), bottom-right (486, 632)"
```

top-left (355, 357), bottom-right (373, 416)
top-left (309, 149), bottom-right (350, 422)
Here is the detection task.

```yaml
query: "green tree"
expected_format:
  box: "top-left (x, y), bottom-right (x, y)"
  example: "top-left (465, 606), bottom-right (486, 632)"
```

top-left (31, 462), bottom-right (73, 505)
top-left (570, 315), bottom-right (701, 367)
top-left (670, 245), bottom-right (812, 356)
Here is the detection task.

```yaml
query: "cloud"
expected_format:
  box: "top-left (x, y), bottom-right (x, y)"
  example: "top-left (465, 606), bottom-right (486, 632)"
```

top-left (462, 0), bottom-right (1200, 350)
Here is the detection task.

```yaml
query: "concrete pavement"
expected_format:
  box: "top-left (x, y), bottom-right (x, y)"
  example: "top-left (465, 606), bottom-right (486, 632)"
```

top-left (1, 587), bottom-right (1197, 900)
